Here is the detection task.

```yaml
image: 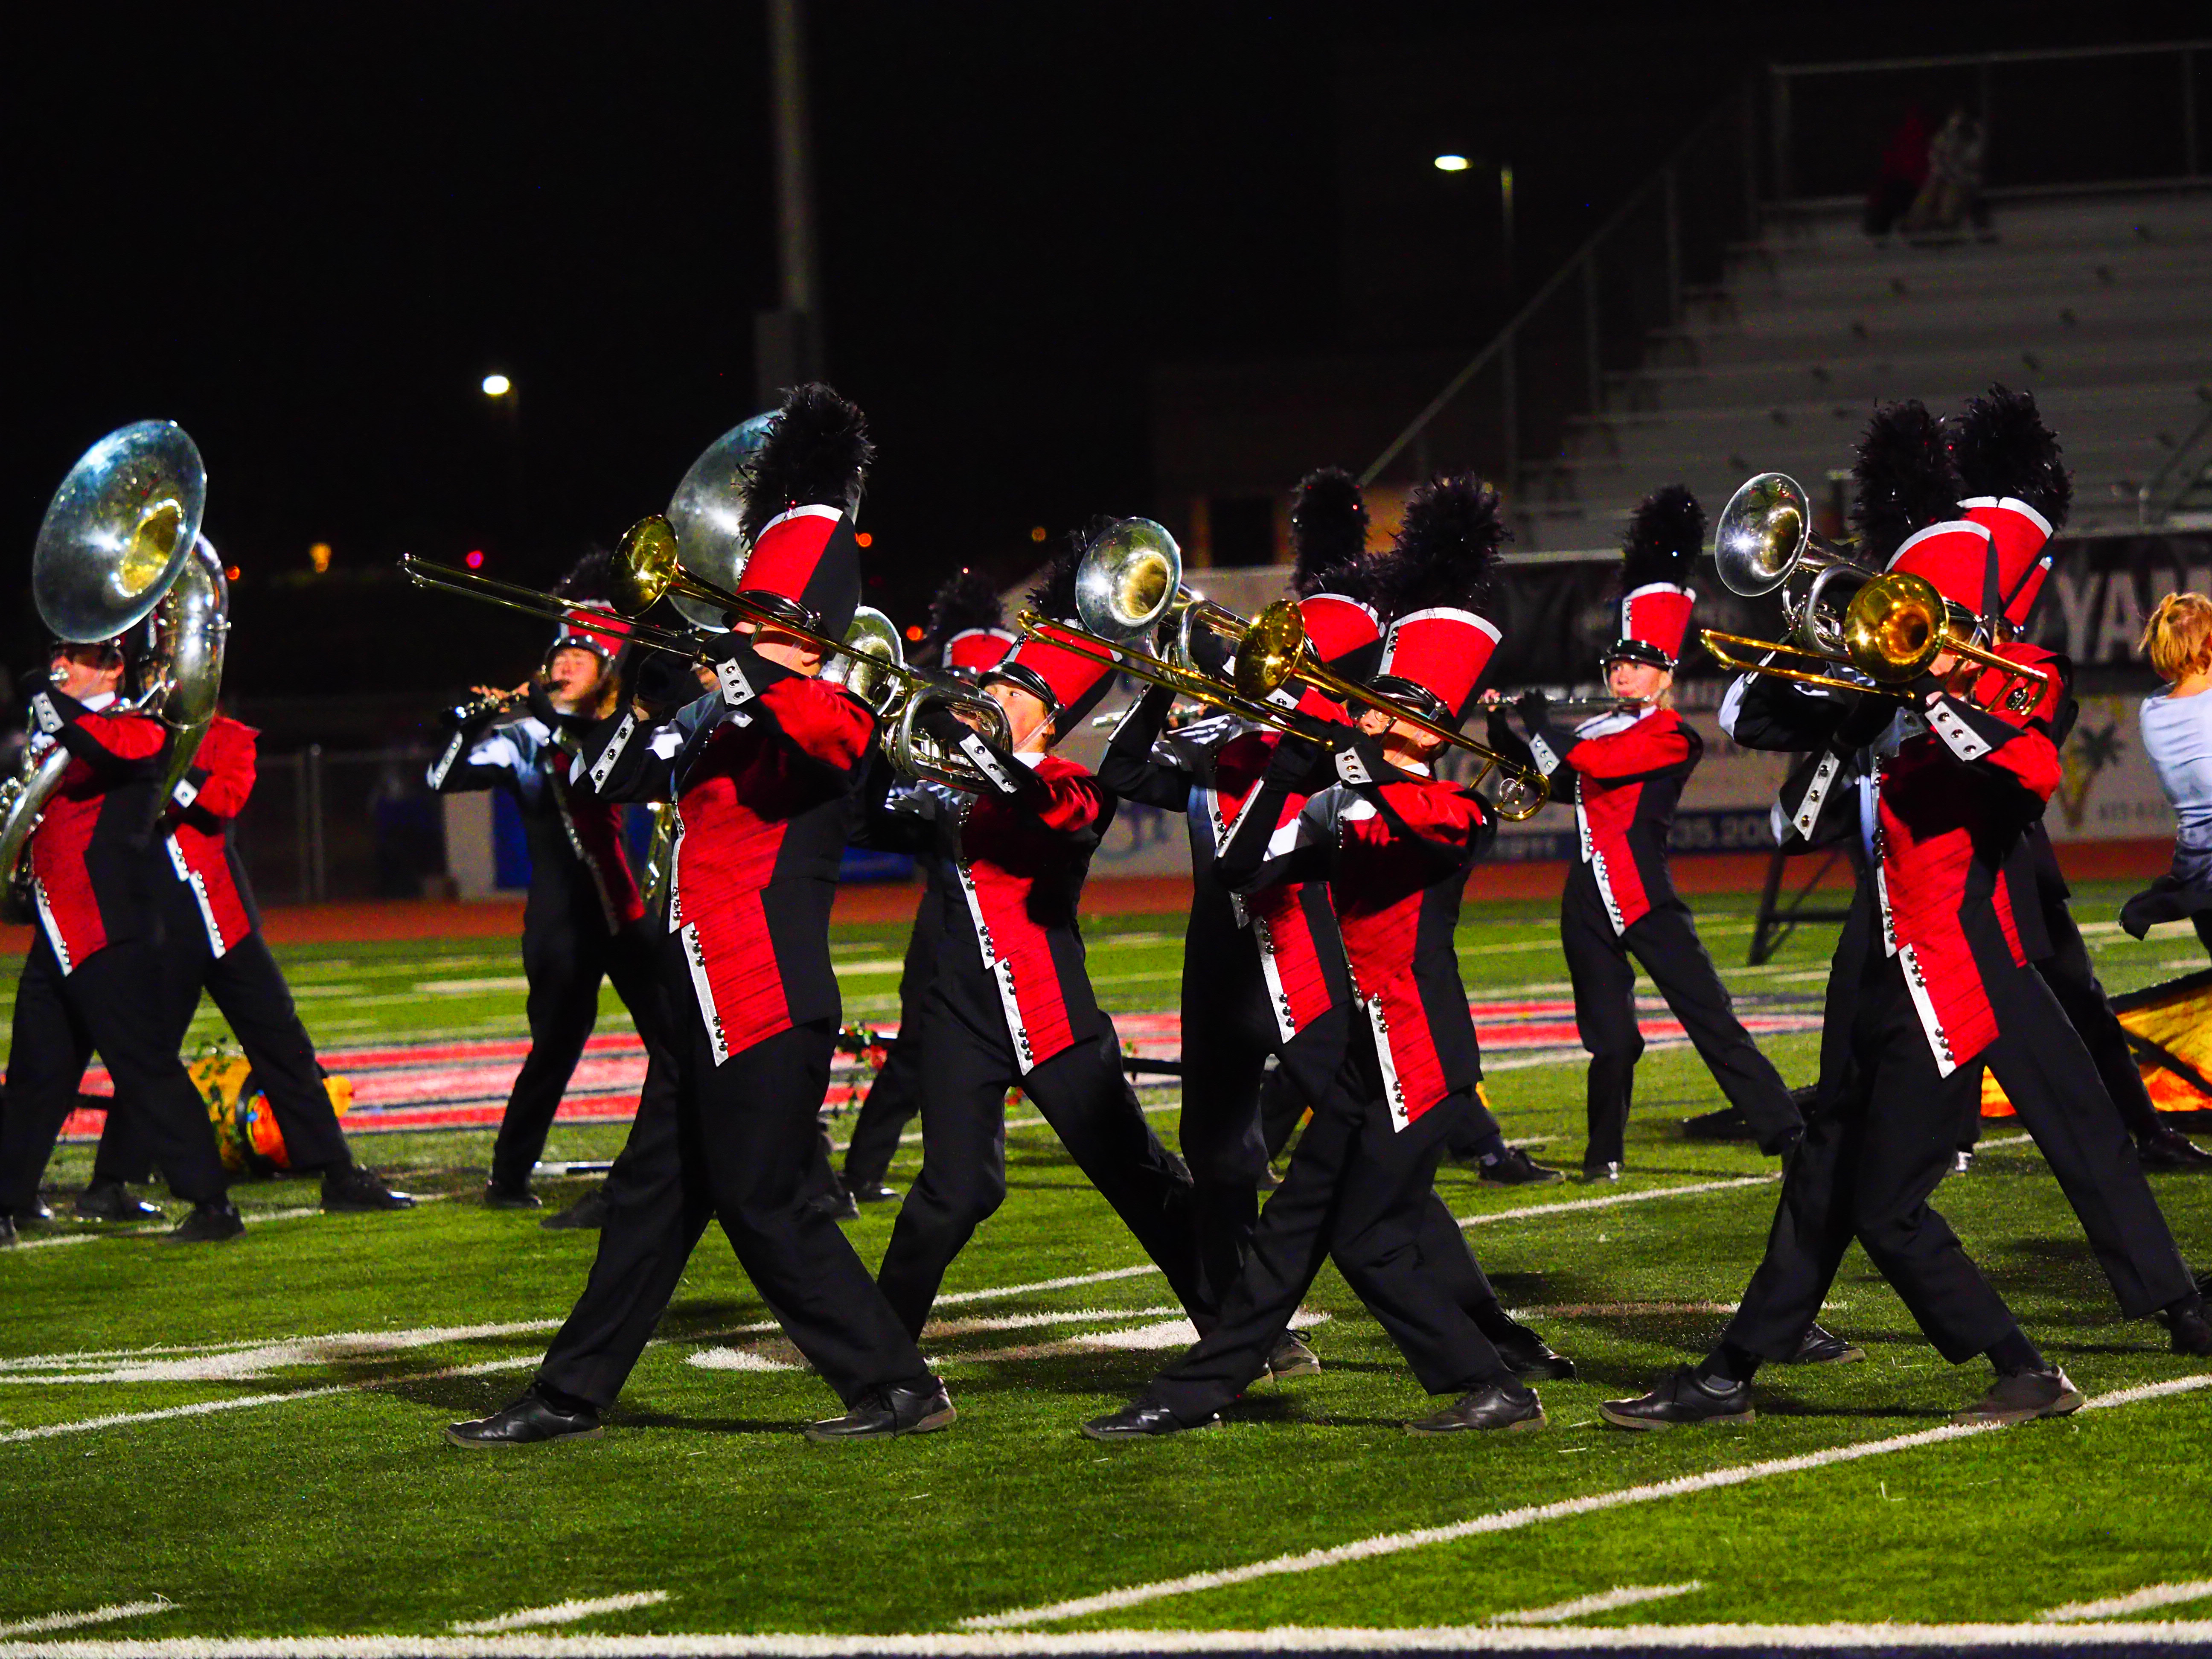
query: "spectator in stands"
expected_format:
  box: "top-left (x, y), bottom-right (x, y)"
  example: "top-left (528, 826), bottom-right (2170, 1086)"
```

top-left (1863, 104), bottom-right (1930, 238)
top-left (2122, 593), bottom-right (2212, 956)
top-left (1906, 107), bottom-right (1990, 239)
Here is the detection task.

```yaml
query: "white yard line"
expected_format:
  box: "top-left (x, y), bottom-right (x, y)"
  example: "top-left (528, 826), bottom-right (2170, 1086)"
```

top-left (449, 1595), bottom-right (670, 1635)
top-left (10, 1622), bottom-right (2212, 1654)
top-left (1458, 1176), bottom-right (1776, 1227)
top-left (959, 1374), bottom-right (2212, 1630)
top-left (1489, 1582), bottom-right (1703, 1625)
top-left (0, 1605), bottom-right (173, 1638)
top-left (2042, 1580), bottom-right (2212, 1621)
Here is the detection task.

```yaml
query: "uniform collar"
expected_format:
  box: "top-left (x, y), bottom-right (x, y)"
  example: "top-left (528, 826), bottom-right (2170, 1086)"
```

top-left (77, 691), bottom-right (118, 713)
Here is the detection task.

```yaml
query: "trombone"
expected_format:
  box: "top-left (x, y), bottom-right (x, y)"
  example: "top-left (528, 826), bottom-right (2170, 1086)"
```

top-left (1019, 518), bottom-right (1550, 820)
top-left (1698, 471), bottom-right (2051, 715)
top-left (401, 512), bottom-right (1010, 788)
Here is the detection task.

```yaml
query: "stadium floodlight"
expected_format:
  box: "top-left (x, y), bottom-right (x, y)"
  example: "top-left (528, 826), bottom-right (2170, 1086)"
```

top-left (482, 373), bottom-right (513, 398)
top-left (1433, 154), bottom-right (1470, 173)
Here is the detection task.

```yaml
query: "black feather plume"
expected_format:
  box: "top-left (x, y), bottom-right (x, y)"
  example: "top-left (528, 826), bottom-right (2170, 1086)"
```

top-left (1369, 475), bottom-right (1509, 620)
top-left (553, 548), bottom-right (615, 602)
top-left (1949, 384), bottom-right (2072, 531)
top-left (1620, 486), bottom-right (1703, 591)
top-left (739, 382), bottom-right (875, 543)
top-left (921, 568), bottom-right (1006, 661)
top-left (1850, 401), bottom-right (1962, 564)
top-left (1290, 467), bottom-right (1371, 598)
top-left (1026, 521), bottom-right (1105, 623)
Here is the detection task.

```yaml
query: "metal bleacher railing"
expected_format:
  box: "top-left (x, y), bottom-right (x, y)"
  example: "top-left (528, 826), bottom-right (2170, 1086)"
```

top-left (1365, 43), bottom-right (2212, 547)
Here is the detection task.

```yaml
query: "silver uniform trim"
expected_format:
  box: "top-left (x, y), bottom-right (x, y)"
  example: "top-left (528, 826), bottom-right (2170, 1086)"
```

top-left (426, 730), bottom-right (467, 789)
top-left (1897, 943), bottom-right (1957, 1077)
top-left (171, 777), bottom-right (200, 810)
top-left (32, 878), bottom-right (70, 975)
top-left (167, 837), bottom-right (229, 958)
top-left (1925, 696), bottom-right (1994, 763)
top-left (587, 713), bottom-right (637, 790)
top-left (679, 921), bottom-right (730, 1065)
top-left (1364, 996), bottom-right (1412, 1131)
top-left (1527, 733), bottom-right (1561, 776)
top-left (716, 657), bottom-right (757, 707)
top-left (1791, 752), bottom-right (1844, 839)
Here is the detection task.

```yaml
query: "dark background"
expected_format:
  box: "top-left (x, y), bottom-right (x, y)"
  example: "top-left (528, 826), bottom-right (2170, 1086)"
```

top-left (7, 1), bottom-right (2204, 712)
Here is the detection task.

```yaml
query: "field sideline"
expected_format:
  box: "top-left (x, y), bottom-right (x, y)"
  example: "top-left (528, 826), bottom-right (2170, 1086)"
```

top-left (1, 881), bottom-right (2209, 1651)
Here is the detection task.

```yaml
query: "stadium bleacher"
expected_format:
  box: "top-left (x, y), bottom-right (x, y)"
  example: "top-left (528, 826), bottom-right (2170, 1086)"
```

top-left (1523, 191), bottom-right (2212, 545)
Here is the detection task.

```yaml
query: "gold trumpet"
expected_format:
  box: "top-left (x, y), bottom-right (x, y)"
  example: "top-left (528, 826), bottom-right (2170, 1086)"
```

top-left (1022, 518), bottom-right (1550, 820)
top-left (1699, 471), bottom-right (2050, 714)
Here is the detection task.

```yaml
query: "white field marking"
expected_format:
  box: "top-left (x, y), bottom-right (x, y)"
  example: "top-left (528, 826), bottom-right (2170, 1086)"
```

top-left (2043, 1580), bottom-right (2212, 1621)
top-left (1513, 1302), bottom-right (1742, 1318)
top-left (0, 1604), bottom-right (174, 1638)
top-left (945, 1312), bottom-right (1330, 1366)
top-left (1489, 1581), bottom-right (1704, 1625)
top-left (960, 1373), bottom-right (2212, 1630)
top-left (19, 1622), bottom-right (2212, 1656)
top-left (829, 959), bottom-right (906, 977)
top-left (685, 1348), bottom-right (802, 1373)
top-left (1458, 1175), bottom-right (1776, 1227)
top-left (9, 1192), bottom-right (460, 1255)
top-left (827, 1102), bottom-right (1178, 1158)
top-left (0, 1319), bottom-right (571, 1385)
top-left (449, 1594), bottom-right (671, 1635)
top-left (416, 977), bottom-right (533, 994)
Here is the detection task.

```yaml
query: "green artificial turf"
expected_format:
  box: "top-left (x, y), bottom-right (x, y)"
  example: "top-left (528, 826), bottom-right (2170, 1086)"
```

top-left (0, 881), bottom-right (2207, 1640)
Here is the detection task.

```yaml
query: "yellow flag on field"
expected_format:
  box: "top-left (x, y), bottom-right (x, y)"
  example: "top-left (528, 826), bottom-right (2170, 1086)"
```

top-left (1981, 968), bottom-right (2212, 1118)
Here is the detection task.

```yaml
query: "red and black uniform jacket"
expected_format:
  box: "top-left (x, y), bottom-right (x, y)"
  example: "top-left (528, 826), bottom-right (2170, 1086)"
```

top-left (428, 683), bottom-right (644, 936)
top-left (20, 689), bottom-right (168, 974)
top-left (1871, 645), bottom-right (2066, 1076)
top-left (161, 713), bottom-right (263, 956)
top-left (1098, 684), bottom-right (1348, 1042)
top-left (568, 643), bottom-right (873, 1062)
top-left (906, 705), bottom-right (1117, 1073)
top-left (1519, 702), bottom-right (1698, 933)
top-left (1217, 735), bottom-right (1496, 1129)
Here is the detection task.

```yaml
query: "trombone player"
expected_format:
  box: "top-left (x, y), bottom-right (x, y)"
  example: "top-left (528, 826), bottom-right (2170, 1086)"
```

top-left (1486, 488), bottom-right (1802, 1183)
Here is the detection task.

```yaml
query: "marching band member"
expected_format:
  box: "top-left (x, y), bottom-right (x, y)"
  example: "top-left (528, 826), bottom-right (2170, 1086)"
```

top-left (1950, 389), bottom-right (2208, 1172)
top-left (1083, 477), bottom-right (1573, 1441)
top-left (838, 570), bottom-right (1016, 1207)
top-left (447, 384), bottom-right (952, 1447)
top-left (0, 640), bottom-right (237, 1245)
top-left (1604, 405), bottom-right (2208, 1432)
top-left (85, 706), bottom-right (415, 1217)
top-left (870, 538), bottom-right (1211, 1344)
top-left (1491, 489), bottom-right (1802, 1182)
top-left (426, 556), bottom-right (673, 1215)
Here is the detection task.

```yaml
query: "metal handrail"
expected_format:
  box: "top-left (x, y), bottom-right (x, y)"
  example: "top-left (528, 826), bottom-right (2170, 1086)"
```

top-left (2138, 399), bottom-right (2212, 526)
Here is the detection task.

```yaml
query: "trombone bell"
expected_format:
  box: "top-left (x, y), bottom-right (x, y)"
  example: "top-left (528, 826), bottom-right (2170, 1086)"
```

top-left (1074, 518), bottom-right (1182, 644)
top-left (1713, 472), bottom-right (1813, 599)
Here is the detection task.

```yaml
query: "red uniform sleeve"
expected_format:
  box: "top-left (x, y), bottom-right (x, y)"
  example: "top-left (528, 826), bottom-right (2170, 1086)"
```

top-left (1563, 717), bottom-right (1695, 781)
top-left (186, 721), bottom-right (259, 819)
top-left (1029, 765), bottom-right (1108, 835)
top-left (756, 677), bottom-right (876, 772)
top-left (1370, 777), bottom-right (1490, 846)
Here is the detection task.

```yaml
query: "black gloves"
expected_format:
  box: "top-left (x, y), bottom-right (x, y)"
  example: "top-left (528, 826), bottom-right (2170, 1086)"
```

top-left (1514, 689), bottom-right (1550, 723)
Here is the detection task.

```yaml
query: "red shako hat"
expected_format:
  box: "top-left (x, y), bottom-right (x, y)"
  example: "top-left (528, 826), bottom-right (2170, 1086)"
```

top-left (1948, 385), bottom-right (2072, 631)
top-left (1292, 592), bottom-right (1382, 722)
top-left (1607, 486), bottom-right (1702, 670)
top-left (988, 532), bottom-right (1117, 728)
top-left (1886, 518), bottom-right (1998, 614)
top-left (944, 626), bottom-right (1016, 674)
top-left (1364, 474), bottom-right (1510, 725)
top-left (546, 550), bottom-right (627, 667)
top-left (734, 384), bottom-right (872, 638)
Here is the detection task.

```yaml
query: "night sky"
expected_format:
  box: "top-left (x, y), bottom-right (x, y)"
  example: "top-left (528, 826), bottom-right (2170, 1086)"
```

top-left (8, 2), bottom-right (2197, 702)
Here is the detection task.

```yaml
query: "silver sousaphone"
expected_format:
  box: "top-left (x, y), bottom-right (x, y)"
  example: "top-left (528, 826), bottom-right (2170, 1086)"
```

top-left (664, 412), bottom-right (775, 630)
top-left (2, 422), bottom-right (227, 882)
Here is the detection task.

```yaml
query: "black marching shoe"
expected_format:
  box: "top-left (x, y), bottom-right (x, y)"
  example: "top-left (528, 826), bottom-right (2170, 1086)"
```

top-left (166, 1201), bottom-right (245, 1244)
top-left (1954, 1366), bottom-right (2083, 1426)
top-left (1080, 1400), bottom-right (1218, 1441)
top-left (322, 1165), bottom-right (416, 1212)
top-left (1952, 1147), bottom-right (1976, 1176)
top-left (1580, 1160), bottom-right (1623, 1184)
top-left (806, 1377), bottom-right (956, 1442)
top-left (0, 1215), bottom-right (17, 1249)
top-left (1478, 1147), bottom-right (1565, 1186)
top-left (75, 1179), bottom-right (162, 1222)
top-left (1681, 1104), bottom-right (1758, 1143)
top-left (804, 1181), bottom-right (862, 1223)
top-left (1263, 1332), bottom-right (1321, 1380)
top-left (1600, 1365), bottom-right (1755, 1430)
top-left (1491, 1319), bottom-right (1577, 1381)
top-left (446, 1386), bottom-right (603, 1449)
top-left (2160, 1303), bottom-right (2212, 1357)
top-left (1789, 1322), bottom-right (1866, 1365)
top-left (482, 1180), bottom-right (541, 1211)
top-left (541, 1186), bottom-right (610, 1231)
top-left (2138, 1123), bottom-right (2212, 1171)
top-left (18, 1196), bottom-right (57, 1225)
top-left (1405, 1382), bottom-right (1546, 1436)
top-left (846, 1180), bottom-right (901, 1205)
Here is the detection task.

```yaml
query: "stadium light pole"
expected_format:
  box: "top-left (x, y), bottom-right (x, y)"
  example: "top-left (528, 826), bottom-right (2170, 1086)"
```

top-left (757, 0), bottom-right (824, 404)
top-left (483, 372), bottom-right (524, 558)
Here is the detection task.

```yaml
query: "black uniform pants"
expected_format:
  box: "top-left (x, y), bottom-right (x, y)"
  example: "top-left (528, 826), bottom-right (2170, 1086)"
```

top-left (874, 990), bottom-right (1208, 1340)
top-left (97, 923), bottom-right (355, 1182)
top-left (1562, 864), bottom-right (1796, 1167)
top-left (536, 977), bottom-right (930, 1409)
top-left (839, 905), bottom-right (943, 1190)
top-left (1175, 922), bottom-right (1284, 1309)
top-left (1720, 945), bottom-right (2020, 1365)
top-left (494, 908), bottom-right (666, 1191)
top-left (1, 937), bottom-right (228, 1214)
top-left (1147, 1032), bottom-right (1513, 1420)
top-left (1977, 967), bottom-right (2197, 1319)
